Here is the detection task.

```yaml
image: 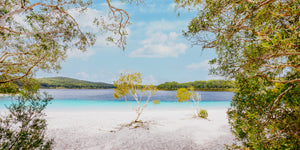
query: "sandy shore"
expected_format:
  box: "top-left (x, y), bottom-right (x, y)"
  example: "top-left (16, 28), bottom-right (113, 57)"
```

top-left (0, 93), bottom-right (14, 97)
top-left (45, 108), bottom-right (237, 150)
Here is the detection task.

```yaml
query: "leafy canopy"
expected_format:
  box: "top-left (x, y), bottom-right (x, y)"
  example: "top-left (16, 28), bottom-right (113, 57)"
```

top-left (175, 87), bottom-right (204, 118)
top-left (0, 0), bottom-right (139, 148)
top-left (0, 0), bottom-right (139, 87)
top-left (176, 0), bottom-right (299, 149)
top-left (113, 72), bottom-right (157, 122)
top-left (0, 89), bottom-right (54, 149)
top-left (175, 88), bottom-right (191, 102)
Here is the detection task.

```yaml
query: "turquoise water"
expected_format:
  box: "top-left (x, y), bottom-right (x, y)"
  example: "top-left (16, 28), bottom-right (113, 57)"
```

top-left (0, 89), bottom-right (233, 110)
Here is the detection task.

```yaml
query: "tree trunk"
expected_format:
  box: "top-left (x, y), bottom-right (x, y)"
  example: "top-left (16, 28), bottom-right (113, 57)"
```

top-left (135, 110), bottom-right (142, 122)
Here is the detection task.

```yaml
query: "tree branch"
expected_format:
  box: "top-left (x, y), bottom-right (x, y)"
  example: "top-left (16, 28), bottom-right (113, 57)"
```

top-left (106, 0), bottom-right (130, 49)
top-left (253, 74), bottom-right (300, 83)
top-left (0, 52), bottom-right (31, 63)
top-left (263, 84), bottom-right (296, 126)
top-left (0, 2), bottom-right (82, 36)
top-left (0, 55), bottom-right (46, 84)
top-left (263, 64), bottom-right (300, 72)
top-left (270, 84), bottom-right (296, 112)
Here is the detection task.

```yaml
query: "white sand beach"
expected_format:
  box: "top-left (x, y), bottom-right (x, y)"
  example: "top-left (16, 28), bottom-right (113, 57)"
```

top-left (45, 108), bottom-right (237, 150)
top-left (0, 94), bottom-right (14, 97)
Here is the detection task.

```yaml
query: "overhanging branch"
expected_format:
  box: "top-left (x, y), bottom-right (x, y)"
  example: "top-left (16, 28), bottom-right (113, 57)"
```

top-left (0, 55), bottom-right (46, 84)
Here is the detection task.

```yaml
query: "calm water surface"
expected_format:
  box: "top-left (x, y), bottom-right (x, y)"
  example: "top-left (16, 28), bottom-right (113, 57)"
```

top-left (0, 89), bottom-right (234, 110)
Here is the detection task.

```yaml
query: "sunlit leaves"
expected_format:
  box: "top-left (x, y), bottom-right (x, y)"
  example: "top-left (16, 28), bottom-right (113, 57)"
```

top-left (179, 0), bottom-right (299, 83)
top-left (152, 99), bottom-right (160, 104)
top-left (113, 72), bottom-right (158, 121)
top-left (0, 0), bottom-right (136, 84)
top-left (0, 92), bottom-right (53, 149)
top-left (175, 88), bottom-right (191, 102)
top-left (177, 0), bottom-right (300, 148)
top-left (175, 86), bottom-right (204, 118)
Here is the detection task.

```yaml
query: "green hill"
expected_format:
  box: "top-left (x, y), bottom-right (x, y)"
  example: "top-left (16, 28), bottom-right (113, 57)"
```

top-left (37, 77), bottom-right (115, 89)
top-left (36, 77), bottom-right (235, 91)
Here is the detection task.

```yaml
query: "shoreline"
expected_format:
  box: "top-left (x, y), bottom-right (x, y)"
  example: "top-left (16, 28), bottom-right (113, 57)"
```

top-left (0, 93), bottom-right (16, 97)
top-left (38, 88), bottom-right (236, 92)
top-left (0, 104), bottom-right (235, 149)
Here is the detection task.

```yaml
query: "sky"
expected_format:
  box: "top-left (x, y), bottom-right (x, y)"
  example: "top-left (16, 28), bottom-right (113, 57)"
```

top-left (36, 0), bottom-right (219, 85)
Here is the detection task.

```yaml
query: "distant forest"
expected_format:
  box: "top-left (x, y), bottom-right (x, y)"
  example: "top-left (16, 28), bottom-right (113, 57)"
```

top-left (37, 77), bottom-right (115, 89)
top-left (0, 77), bottom-right (235, 92)
top-left (156, 80), bottom-right (235, 91)
top-left (34, 77), bottom-right (235, 91)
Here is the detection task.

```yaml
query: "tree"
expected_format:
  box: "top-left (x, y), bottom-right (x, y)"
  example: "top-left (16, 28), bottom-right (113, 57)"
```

top-left (175, 87), bottom-right (206, 118)
top-left (175, 0), bottom-right (299, 148)
top-left (0, 0), bottom-right (138, 85)
top-left (0, 91), bottom-right (53, 149)
top-left (0, 0), bottom-right (139, 148)
top-left (113, 72), bottom-right (157, 122)
top-left (156, 80), bottom-right (235, 91)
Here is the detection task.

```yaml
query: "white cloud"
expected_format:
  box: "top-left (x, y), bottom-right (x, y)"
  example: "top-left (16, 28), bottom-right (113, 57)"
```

top-left (66, 8), bottom-right (122, 59)
top-left (186, 60), bottom-right (210, 70)
top-left (74, 70), bottom-right (118, 83)
top-left (136, 2), bottom-right (181, 13)
top-left (169, 32), bottom-right (178, 39)
top-left (208, 75), bottom-right (225, 80)
top-left (136, 19), bottom-right (187, 33)
top-left (13, 14), bottom-right (29, 28)
top-left (129, 19), bottom-right (189, 58)
top-left (66, 48), bottom-right (95, 60)
top-left (143, 74), bottom-right (158, 85)
top-left (137, 3), bottom-right (156, 13)
top-left (100, 1), bottom-right (126, 9)
top-left (168, 3), bottom-right (176, 10)
top-left (68, 8), bottom-right (105, 31)
top-left (76, 72), bottom-right (90, 79)
top-left (95, 71), bottom-right (119, 84)
top-left (129, 31), bottom-right (187, 58)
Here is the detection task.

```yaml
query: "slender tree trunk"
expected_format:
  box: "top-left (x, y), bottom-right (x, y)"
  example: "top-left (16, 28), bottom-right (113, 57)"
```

top-left (135, 110), bottom-right (142, 122)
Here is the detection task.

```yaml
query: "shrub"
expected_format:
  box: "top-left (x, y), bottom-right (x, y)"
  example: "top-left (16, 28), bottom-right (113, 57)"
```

top-left (0, 91), bottom-right (53, 149)
top-left (113, 72), bottom-right (158, 122)
top-left (198, 109), bottom-right (208, 119)
top-left (153, 100), bottom-right (160, 104)
top-left (176, 87), bottom-right (204, 117)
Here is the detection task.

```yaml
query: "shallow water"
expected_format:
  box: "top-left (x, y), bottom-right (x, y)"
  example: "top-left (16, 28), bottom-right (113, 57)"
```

top-left (0, 89), bottom-right (234, 110)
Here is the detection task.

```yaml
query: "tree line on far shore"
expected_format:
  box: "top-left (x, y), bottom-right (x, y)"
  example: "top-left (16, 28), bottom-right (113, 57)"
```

top-left (37, 77), bottom-right (115, 89)
top-left (0, 77), bottom-right (235, 92)
top-left (157, 80), bottom-right (235, 91)
top-left (37, 77), bottom-right (235, 91)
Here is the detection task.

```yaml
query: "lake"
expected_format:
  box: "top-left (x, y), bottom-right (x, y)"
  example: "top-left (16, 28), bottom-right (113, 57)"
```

top-left (0, 89), bottom-right (234, 110)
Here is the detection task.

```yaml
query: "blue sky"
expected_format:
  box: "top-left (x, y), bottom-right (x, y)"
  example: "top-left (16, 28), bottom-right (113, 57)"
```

top-left (37, 0), bottom-right (218, 85)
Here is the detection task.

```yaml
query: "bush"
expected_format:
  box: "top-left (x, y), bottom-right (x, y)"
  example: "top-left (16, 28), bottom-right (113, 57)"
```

top-left (198, 109), bottom-right (208, 119)
top-left (228, 78), bottom-right (300, 149)
top-left (0, 91), bottom-right (53, 149)
top-left (152, 100), bottom-right (160, 104)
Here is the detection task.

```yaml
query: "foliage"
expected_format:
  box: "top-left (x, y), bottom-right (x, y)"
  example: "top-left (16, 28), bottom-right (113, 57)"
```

top-left (0, 0), bottom-right (138, 86)
top-left (152, 100), bottom-right (160, 104)
top-left (0, 81), bottom-right (19, 94)
top-left (198, 109), bottom-right (208, 119)
top-left (176, 0), bottom-right (300, 148)
top-left (1, 0), bottom-right (94, 84)
top-left (37, 77), bottom-right (114, 89)
top-left (157, 80), bottom-right (235, 91)
top-left (0, 0), bottom-right (138, 148)
top-left (175, 87), bottom-right (204, 117)
top-left (175, 88), bottom-right (191, 102)
top-left (0, 77), bottom-right (42, 94)
top-left (0, 91), bottom-right (53, 149)
top-left (113, 72), bottom-right (157, 122)
top-left (228, 78), bottom-right (299, 149)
